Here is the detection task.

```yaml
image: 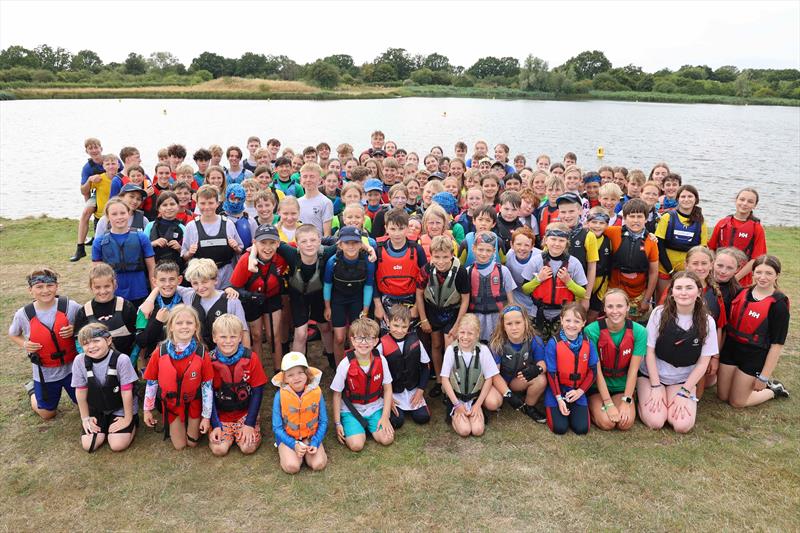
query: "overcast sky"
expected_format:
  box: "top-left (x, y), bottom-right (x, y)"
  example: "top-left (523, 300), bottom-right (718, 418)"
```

top-left (1, 0), bottom-right (798, 72)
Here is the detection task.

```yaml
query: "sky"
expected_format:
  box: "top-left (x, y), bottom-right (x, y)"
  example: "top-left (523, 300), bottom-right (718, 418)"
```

top-left (1, 0), bottom-right (798, 72)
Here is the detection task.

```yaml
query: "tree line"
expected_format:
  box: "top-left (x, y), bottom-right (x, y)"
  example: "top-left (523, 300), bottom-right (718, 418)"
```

top-left (1, 44), bottom-right (798, 99)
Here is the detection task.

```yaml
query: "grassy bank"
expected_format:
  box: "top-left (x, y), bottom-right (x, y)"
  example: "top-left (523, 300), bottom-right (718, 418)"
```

top-left (3, 77), bottom-right (798, 106)
top-left (0, 217), bottom-right (798, 530)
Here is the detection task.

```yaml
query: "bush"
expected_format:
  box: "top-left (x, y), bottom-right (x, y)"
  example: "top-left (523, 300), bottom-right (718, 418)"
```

top-left (653, 80), bottom-right (678, 93)
top-left (402, 79), bottom-right (415, 86)
top-left (753, 86), bottom-right (777, 98)
top-left (0, 67), bottom-right (34, 82)
top-left (31, 69), bottom-right (56, 83)
top-left (453, 75), bottom-right (474, 87)
top-left (307, 60), bottom-right (340, 89)
top-left (193, 69), bottom-right (213, 82)
top-left (410, 68), bottom-right (433, 85)
top-left (592, 72), bottom-right (627, 91)
top-left (57, 70), bottom-right (92, 83)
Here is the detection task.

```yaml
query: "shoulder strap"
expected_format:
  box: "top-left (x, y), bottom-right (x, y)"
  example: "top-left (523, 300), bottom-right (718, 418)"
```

top-left (57, 296), bottom-right (69, 314)
top-left (114, 297), bottom-right (124, 313)
top-left (83, 300), bottom-right (94, 318)
top-left (23, 303), bottom-right (36, 322)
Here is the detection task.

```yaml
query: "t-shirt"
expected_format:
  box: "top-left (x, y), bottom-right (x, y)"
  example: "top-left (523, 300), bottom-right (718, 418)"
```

top-left (225, 167), bottom-right (254, 185)
top-left (211, 349), bottom-right (267, 422)
top-left (330, 354), bottom-right (392, 417)
top-left (504, 249), bottom-right (541, 314)
top-left (377, 337), bottom-right (430, 409)
top-left (81, 158), bottom-right (106, 186)
top-left (90, 173), bottom-right (114, 219)
top-left (91, 232), bottom-right (155, 301)
top-left (71, 352), bottom-right (139, 416)
top-left (298, 193), bottom-right (334, 235)
top-left (471, 262), bottom-right (517, 340)
top-left (605, 226), bottom-right (659, 299)
top-left (521, 254), bottom-right (588, 320)
top-left (181, 216), bottom-right (243, 289)
top-left (642, 306), bottom-right (718, 385)
top-left (583, 320), bottom-right (647, 394)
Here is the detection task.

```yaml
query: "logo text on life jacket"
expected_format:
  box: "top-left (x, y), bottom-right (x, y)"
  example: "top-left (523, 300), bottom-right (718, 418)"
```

top-left (748, 310), bottom-right (761, 319)
top-left (622, 348), bottom-right (632, 356)
top-left (373, 374), bottom-right (382, 381)
top-left (393, 265), bottom-right (402, 270)
top-left (738, 232), bottom-right (749, 239)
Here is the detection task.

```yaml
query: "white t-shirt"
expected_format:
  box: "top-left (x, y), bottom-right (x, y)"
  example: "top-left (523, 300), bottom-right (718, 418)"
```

top-left (330, 353), bottom-right (392, 417)
top-left (440, 343), bottom-right (499, 409)
top-left (298, 193), bottom-right (334, 235)
top-left (377, 337), bottom-right (430, 410)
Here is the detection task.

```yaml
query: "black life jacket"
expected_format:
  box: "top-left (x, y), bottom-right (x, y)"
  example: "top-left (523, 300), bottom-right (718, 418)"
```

top-left (498, 340), bottom-right (531, 382)
top-left (83, 297), bottom-right (134, 355)
top-left (332, 250), bottom-right (367, 300)
top-left (613, 227), bottom-right (651, 274)
top-left (380, 332), bottom-right (422, 393)
top-left (149, 218), bottom-right (185, 267)
top-left (85, 350), bottom-right (124, 414)
top-left (131, 210), bottom-right (146, 232)
top-left (191, 293), bottom-right (228, 349)
top-left (655, 318), bottom-right (703, 368)
top-left (595, 234), bottom-right (612, 278)
top-left (568, 227), bottom-right (589, 271)
top-left (287, 250), bottom-right (325, 295)
top-left (194, 216), bottom-right (235, 268)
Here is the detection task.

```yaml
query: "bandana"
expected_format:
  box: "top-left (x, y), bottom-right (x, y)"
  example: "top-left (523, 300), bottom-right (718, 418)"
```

top-left (587, 212), bottom-right (610, 223)
top-left (28, 274), bottom-right (57, 286)
top-left (661, 197), bottom-right (678, 210)
top-left (583, 174), bottom-right (601, 184)
top-left (502, 305), bottom-right (523, 315)
top-left (544, 229), bottom-right (570, 239)
top-left (88, 329), bottom-right (112, 339)
top-left (156, 293), bottom-right (181, 312)
top-left (166, 339), bottom-right (197, 361)
top-left (214, 343), bottom-right (246, 366)
top-left (223, 184), bottom-right (246, 215)
top-left (476, 231), bottom-right (497, 245)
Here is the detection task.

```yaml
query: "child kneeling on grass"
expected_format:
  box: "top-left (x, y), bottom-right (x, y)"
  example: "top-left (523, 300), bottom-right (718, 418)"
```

top-left (272, 351), bottom-right (328, 473)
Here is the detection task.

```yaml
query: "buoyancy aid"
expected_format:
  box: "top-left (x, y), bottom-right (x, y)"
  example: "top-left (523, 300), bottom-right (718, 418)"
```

top-left (664, 210), bottom-right (701, 252)
top-left (531, 253), bottom-right (575, 309)
top-left (726, 289), bottom-right (788, 349)
top-left (85, 350), bottom-right (124, 414)
top-left (279, 380), bottom-right (322, 441)
top-left (703, 287), bottom-right (725, 324)
top-left (233, 213), bottom-right (253, 250)
top-left (380, 332), bottom-right (422, 393)
top-left (210, 348), bottom-right (253, 412)
top-left (287, 250), bottom-right (325, 295)
top-left (538, 205), bottom-right (560, 230)
top-left (343, 350), bottom-right (384, 404)
top-left (100, 232), bottom-right (146, 272)
top-left (654, 319), bottom-right (703, 368)
top-left (83, 297), bottom-right (132, 339)
top-left (555, 338), bottom-right (591, 390)
top-left (375, 242), bottom-right (419, 296)
top-left (498, 341), bottom-right (532, 382)
top-left (595, 234), bottom-right (612, 278)
top-left (715, 215), bottom-right (761, 257)
top-left (131, 210), bottom-right (146, 232)
top-left (613, 227), bottom-right (651, 273)
top-left (332, 250), bottom-right (368, 299)
top-left (423, 259), bottom-right (463, 309)
top-left (468, 263), bottom-right (507, 314)
top-left (597, 319), bottom-right (634, 378)
top-left (419, 231), bottom-right (456, 260)
top-left (149, 218), bottom-right (184, 266)
top-left (191, 293), bottom-right (228, 349)
top-left (449, 345), bottom-right (485, 402)
top-left (243, 257), bottom-right (283, 298)
top-left (156, 342), bottom-right (205, 416)
top-left (24, 296), bottom-right (77, 369)
top-left (195, 215), bottom-right (235, 268)
top-left (568, 227), bottom-right (590, 271)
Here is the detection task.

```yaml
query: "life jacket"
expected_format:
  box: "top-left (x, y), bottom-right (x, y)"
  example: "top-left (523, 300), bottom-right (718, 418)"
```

top-left (423, 259), bottom-right (463, 309)
top-left (85, 350), bottom-right (124, 414)
top-left (726, 289), bottom-right (787, 349)
top-left (498, 340), bottom-right (532, 383)
top-left (287, 250), bottom-right (325, 295)
top-left (468, 263), bottom-right (507, 314)
top-left (149, 218), bottom-right (184, 267)
top-left (380, 332), bottom-right (422, 393)
top-left (654, 319), bottom-right (703, 368)
top-left (455, 212), bottom-right (475, 235)
top-left (233, 213), bottom-right (253, 250)
top-left (531, 253), bottom-right (575, 309)
top-left (597, 319), bottom-right (635, 378)
top-left (555, 338), bottom-right (591, 390)
top-left (663, 210), bottom-right (702, 252)
top-left (343, 350), bottom-right (384, 405)
top-left (24, 296), bottom-right (77, 368)
top-left (279, 380), bottom-right (322, 441)
top-left (418, 231), bottom-right (456, 260)
top-left (83, 297), bottom-right (132, 342)
top-left (449, 345), bottom-right (485, 402)
top-left (191, 293), bottom-right (228, 349)
top-left (613, 227), bottom-right (651, 274)
top-left (100, 232), bottom-right (146, 273)
top-left (703, 287), bottom-right (725, 325)
top-left (595, 234), bottom-right (612, 278)
top-left (130, 210), bottom-right (146, 232)
top-left (156, 342), bottom-right (205, 416)
top-left (210, 348), bottom-right (253, 412)
top-left (243, 257), bottom-right (283, 298)
top-left (463, 232), bottom-right (502, 267)
top-left (332, 250), bottom-right (368, 299)
top-left (375, 242), bottom-right (419, 297)
top-left (568, 227), bottom-right (590, 271)
top-left (538, 204), bottom-right (560, 230)
top-left (715, 215), bottom-right (761, 257)
top-left (194, 215), bottom-right (235, 268)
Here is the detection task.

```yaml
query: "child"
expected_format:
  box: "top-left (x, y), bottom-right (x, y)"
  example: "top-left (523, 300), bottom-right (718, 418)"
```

top-left (536, 154), bottom-right (551, 171)
top-left (454, 141), bottom-right (468, 161)
top-left (72, 323), bottom-right (138, 452)
top-left (72, 152), bottom-right (118, 261)
top-left (639, 181), bottom-right (662, 233)
top-left (535, 175), bottom-right (564, 236)
top-left (362, 178), bottom-right (384, 221)
top-left (443, 176), bottom-right (461, 198)
top-left (142, 305), bottom-right (214, 449)
top-left (94, 183), bottom-right (149, 236)
top-left (555, 193), bottom-right (599, 311)
top-left (713, 247), bottom-right (748, 314)
top-left (455, 187), bottom-right (483, 236)
top-left (333, 202), bottom-right (374, 237)
top-left (92, 198), bottom-right (155, 306)
top-left (658, 172), bottom-right (681, 213)
top-left (431, 191), bottom-right (465, 242)
top-left (244, 136), bottom-right (261, 172)
top-left (489, 306), bottom-right (547, 423)
top-left (331, 317), bottom-right (395, 451)
top-left (611, 166), bottom-right (628, 190)
top-left (208, 314), bottom-right (267, 456)
top-left (193, 148), bottom-right (212, 187)
top-left (321, 170), bottom-right (343, 216)
top-left (9, 268), bottom-right (81, 419)
top-left (241, 178), bottom-right (260, 218)
top-left (182, 184), bottom-right (244, 289)
top-left (503, 227), bottom-right (539, 316)
top-left (272, 352), bottom-right (328, 473)
top-left (273, 156), bottom-right (304, 198)
top-left (225, 146), bottom-right (254, 185)
top-left (563, 165), bottom-right (590, 220)
top-left (144, 191), bottom-right (185, 272)
top-left (221, 183), bottom-right (253, 250)
top-left (203, 165), bottom-right (227, 201)
top-left (418, 203), bottom-right (457, 260)
top-left (298, 163), bottom-right (334, 237)
top-left (467, 231), bottom-right (517, 342)
top-left (421, 178), bottom-right (444, 212)
top-left (377, 305), bottom-right (431, 428)
top-left (583, 172), bottom-right (601, 207)
top-left (585, 207), bottom-right (613, 322)
top-left (480, 173), bottom-right (502, 207)
top-left (73, 263), bottom-right (137, 357)
top-left (175, 164), bottom-right (198, 193)
top-left (275, 196), bottom-right (302, 243)
top-left (440, 314), bottom-right (502, 437)
top-left (459, 205), bottom-right (504, 267)
top-left (71, 138), bottom-right (106, 261)
top-left (324, 226), bottom-right (376, 364)
top-left (708, 187), bottom-right (766, 287)
top-left (495, 191), bottom-right (524, 253)
top-left (544, 303), bottom-right (597, 435)
top-left (152, 162), bottom-right (174, 199)
top-left (134, 261), bottom-right (184, 367)
top-left (598, 183), bottom-right (624, 227)
top-left (403, 177), bottom-right (422, 213)
top-left (167, 144), bottom-right (187, 174)
top-left (252, 189), bottom-right (279, 228)
top-left (625, 169), bottom-right (646, 201)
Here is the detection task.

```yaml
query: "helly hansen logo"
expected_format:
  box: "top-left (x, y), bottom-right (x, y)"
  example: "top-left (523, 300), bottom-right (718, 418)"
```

top-left (373, 374), bottom-right (382, 381)
top-left (748, 310), bottom-right (761, 319)
top-left (622, 348), bottom-right (632, 356)
top-left (738, 232), bottom-right (749, 239)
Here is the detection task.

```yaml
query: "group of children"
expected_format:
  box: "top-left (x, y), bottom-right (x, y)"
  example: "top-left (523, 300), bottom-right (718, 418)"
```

top-left (8, 132), bottom-right (790, 472)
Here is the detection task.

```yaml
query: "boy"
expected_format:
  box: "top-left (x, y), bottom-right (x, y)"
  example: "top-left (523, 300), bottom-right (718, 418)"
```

top-left (297, 163), bottom-right (334, 237)
top-left (167, 144), bottom-right (187, 174)
top-left (72, 138), bottom-right (106, 261)
top-left (382, 157), bottom-right (402, 192)
top-left (494, 143), bottom-right (515, 175)
top-left (9, 268), bottom-right (81, 419)
top-left (302, 146), bottom-right (318, 164)
top-left (181, 185), bottom-right (244, 289)
top-left (173, 181), bottom-right (195, 224)
top-left (175, 164), bottom-right (198, 191)
top-left (467, 231), bottom-right (517, 342)
top-left (72, 152), bottom-right (116, 261)
top-left (266, 138), bottom-right (281, 164)
top-left (599, 183), bottom-right (624, 227)
top-left (563, 152), bottom-right (577, 167)
top-left (209, 145), bottom-right (224, 168)
top-left (157, 148), bottom-right (169, 164)
top-left (193, 148), bottom-right (212, 187)
top-left (503, 226), bottom-right (539, 316)
top-left (535, 175), bottom-right (564, 238)
top-left (659, 172), bottom-right (681, 213)
top-left (369, 130), bottom-right (385, 154)
top-left (225, 146), bottom-right (253, 185)
top-left (134, 261), bottom-right (183, 367)
top-left (585, 207), bottom-right (613, 321)
top-left (109, 146), bottom-right (143, 198)
top-left (518, 188), bottom-right (539, 235)
top-left (503, 172), bottom-right (522, 192)
top-left (555, 192), bottom-right (599, 311)
top-left (563, 165), bottom-right (590, 221)
top-left (625, 169), bottom-right (646, 202)
top-left (254, 148), bottom-right (272, 169)
top-left (331, 317), bottom-right (394, 451)
top-left (377, 305), bottom-right (431, 428)
top-left (459, 205), bottom-right (503, 267)
top-left (251, 189), bottom-right (278, 229)
top-left (363, 178), bottom-right (385, 221)
top-left (373, 209), bottom-right (428, 326)
top-left (336, 142), bottom-right (354, 161)
top-left (454, 141), bottom-right (468, 160)
top-left (583, 172), bottom-right (602, 207)
top-left (316, 142), bottom-right (331, 170)
top-left (370, 183), bottom-right (408, 239)
top-left (243, 136), bottom-right (261, 172)
top-left (495, 191), bottom-right (523, 253)
top-left (639, 181), bottom-right (662, 233)
top-left (273, 156), bottom-right (304, 197)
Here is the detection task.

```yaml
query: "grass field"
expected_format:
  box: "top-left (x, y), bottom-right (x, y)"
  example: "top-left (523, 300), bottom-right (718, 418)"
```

top-left (0, 217), bottom-right (797, 531)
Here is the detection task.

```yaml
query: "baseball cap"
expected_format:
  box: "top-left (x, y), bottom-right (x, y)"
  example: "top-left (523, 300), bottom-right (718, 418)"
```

top-left (371, 149), bottom-right (387, 158)
top-left (281, 351), bottom-right (309, 371)
top-left (364, 178), bottom-right (384, 193)
top-left (339, 226), bottom-right (363, 243)
top-left (254, 224), bottom-right (280, 241)
top-left (556, 192), bottom-right (583, 206)
top-left (428, 172), bottom-right (446, 181)
top-left (119, 183), bottom-right (146, 198)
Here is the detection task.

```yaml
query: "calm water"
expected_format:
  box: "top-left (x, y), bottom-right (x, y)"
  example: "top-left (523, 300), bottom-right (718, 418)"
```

top-left (1, 98), bottom-right (798, 225)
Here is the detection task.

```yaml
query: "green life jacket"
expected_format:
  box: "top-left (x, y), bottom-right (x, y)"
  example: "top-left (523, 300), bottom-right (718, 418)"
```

top-left (423, 258), bottom-right (462, 309)
top-left (287, 249), bottom-right (325, 295)
top-left (449, 344), bottom-right (485, 402)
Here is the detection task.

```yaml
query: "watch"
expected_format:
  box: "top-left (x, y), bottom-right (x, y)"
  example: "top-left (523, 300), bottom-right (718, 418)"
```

top-left (621, 395), bottom-right (633, 404)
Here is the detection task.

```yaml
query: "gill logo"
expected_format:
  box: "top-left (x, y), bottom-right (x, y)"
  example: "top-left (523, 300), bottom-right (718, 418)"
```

top-left (393, 265), bottom-right (403, 270)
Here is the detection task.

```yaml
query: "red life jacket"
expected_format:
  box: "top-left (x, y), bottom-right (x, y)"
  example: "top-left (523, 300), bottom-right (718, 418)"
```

top-left (531, 254), bottom-right (575, 309)
top-left (556, 338), bottom-right (591, 390)
top-left (375, 242), bottom-right (419, 297)
top-left (726, 289), bottom-right (788, 349)
top-left (468, 263), bottom-right (507, 313)
top-left (597, 319), bottom-right (635, 378)
top-left (210, 348), bottom-right (253, 412)
top-left (156, 342), bottom-right (206, 416)
top-left (715, 215), bottom-right (760, 257)
top-left (538, 205), bottom-right (560, 230)
top-left (24, 297), bottom-right (77, 368)
top-left (344, 350), bottom-right (384, 404)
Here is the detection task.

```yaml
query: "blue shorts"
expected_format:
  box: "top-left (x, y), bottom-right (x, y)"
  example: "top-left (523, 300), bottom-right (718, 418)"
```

top-left (341, 408), bottom-right (385, 437)
top-left (34, 375), bottom-right (76, 411)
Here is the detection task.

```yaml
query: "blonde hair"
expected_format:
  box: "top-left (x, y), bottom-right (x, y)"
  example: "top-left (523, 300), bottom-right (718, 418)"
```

top-left (88, 263), bottom-right (117, 287)
top-left (277, 196), bottom-right (300, 212)
top-left (489, 307), bottom-right (536, 354)
top-left (599, 183), bottom-right (623, 199)
top-left (299, 162), bottom-right (322, 176)
top-left (175, 164), bottom-right (194, 176)
top-left (165, 304), bottom-right (203, 345)
top-left (343, 203), bottom-right (365, 217)
top-left (241, 178), bottom-right (259, 192)
top-left (211, 313), bottom-right (245, 337)
top-left (184, 258), bottom-right (218, 282)
top-left (254, 189), bottom-right (276, 206)
top-left (544, 175), bottom-right (565, 190)
top-left (430, 234), bottom-right (455, 255)
top-left (77, 323), bottom-right (111, 348)
top-left (422, 203), bottom-right (449, 234)
top-left (349, 317), bottom-right (380, 339)
top-left (423, 180), bottom-right (444, 197)
top-left (341, 181), bottom-right (363, 199)
top-left (103, 197), bottom-right (131, 217)
top-left (455, 314), bottom-right (481, 347)
top-left (627, 169), bottom-right (647, 186)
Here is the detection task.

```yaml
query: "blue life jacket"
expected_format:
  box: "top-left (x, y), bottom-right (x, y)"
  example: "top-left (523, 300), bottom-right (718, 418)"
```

top-left (664, 210), bottom-right (701, 252)
top-left (234, 213), bottom-right (252, 250)
top-left (463, 232), bottom-right (502, 267)
top-left (100, 232), bottom-right (145, 272)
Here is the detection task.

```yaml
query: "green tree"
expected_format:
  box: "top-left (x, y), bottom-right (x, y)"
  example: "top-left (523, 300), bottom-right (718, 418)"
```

top-left (70, 49), bottom-right (103, 73)
top-left (374, 48), bottom-right (414, 80)
top-left (123, 52), bottom-right (147, 75)
top-left (236, 52), bottom-right (268, 77)
top-left (560, 50), bottom-right (611, 80)
top-left (322, 54), bottom-right (356, 74)
top-left (363, 62), bottom-right (397, 82)
top-left (147, 51), bottom-right (183, 73)
top-left (422, 53), bottom-right (452, 72)
top-left (519, 54), bottom-right (549, 91)
top-left (307, 60), bottom-right (340, 88)
top-left (0, 45), bottom-right (39, 69)
top-left (467, 56), bottom-right (520, 79)
top-left (712, 65), bottom-right (739, 83)
top-left (190, 52), bottom-right (227, 78)
top-left (410, 68), bottom-right (433, 85)
top-left (734, 71), bottom-right (753, 97)
top-left (34, 44), bottom-right (72, 71)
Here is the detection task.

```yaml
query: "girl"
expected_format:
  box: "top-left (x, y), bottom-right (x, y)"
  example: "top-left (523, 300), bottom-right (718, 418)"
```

top-left (204, 165), bottom-right (227, 205)
top-left (145, 191), bottom-right (186, 273)
top-left (463, 168), bottom-right (481, 191)
top-left (421, 179), bottom-right (444, 212)
top-left (321, 170), bottom-right (343, 216)
top-left (172, 182), bottom-right (196, 224)
top-left (530, 170), bottom-right (548, 202)
top-left (443, 176), bottom-right (460, 199)
top-left (438, 156), bottom-right (450, 176)
top-left (275, 196), bottom-right (301, 244)
top-left (584, 290), bottom-right (647, 431)
top-left (424, 154), bottom-right (440, 174)
top-left (364, 158), bottom-right (383, 182)
top-left (648, 162), bottom-right (670, 185)
top-left (637, 272), bottom-right (717, 433)
top-left (714, 247), bottom-right (748, 315)
top-left (326, 158), bottom-right (342, 177)
top-left (504, 227), bottom-right (539, 316)
top-left (241, 178), bottom-right (260, 218)
top-left (73, 323), bottom-right (138, 452)
top-left (440, 314), bottom-right (503, 437)
top-left (468, 231), bottom-right (517, 341)
top-left (708, 187), bottom-right (766, 287)
top-left (684, 247), bottom-right (726, 357)
top-left (402, 176), bottom-right (422, 213)
top-left (655, 184), bottom-right (708, 296)
top-left (489, 306), bottom-right (547, 423)
top-left (384, 140), bottom-right (397, 156)
top-left (91, 198), bottom-right (156, 307)
top-left (222, 184), bottom-right (253, 250)
top-left (448, 157), bottom-right (466, 190)
top-left (333, 202), bottom-right (374, 237)
top-left (543, 303), bottom-right (597, 435)
top-left (419, 204), bottom-right (458, 260)
top-left (718, 255), bottom-right (790, 407)
top-left (406, 151), bottom-right (420, 168)
top-left (639, 181), bottom-right (662, 233)
top-left (143, 305), bottom-right (214, 449)
top-left (658, 173), bottom-right (681, 214)
top-left (371, 184), bottom-right (409, 239)
top-left (480, 174), bottom-right (501, 207)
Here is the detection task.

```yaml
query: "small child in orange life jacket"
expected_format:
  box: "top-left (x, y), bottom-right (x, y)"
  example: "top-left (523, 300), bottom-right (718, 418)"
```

top-left (208, 314), bottom-right (267, 457)
top-left (272, 351), bottom-right (328, 473)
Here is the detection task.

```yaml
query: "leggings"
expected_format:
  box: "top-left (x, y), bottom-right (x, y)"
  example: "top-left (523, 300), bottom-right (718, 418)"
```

top-left (546, 404), bottom-right (590, 435)
top-left (389, 405), bottom-right (431, 429)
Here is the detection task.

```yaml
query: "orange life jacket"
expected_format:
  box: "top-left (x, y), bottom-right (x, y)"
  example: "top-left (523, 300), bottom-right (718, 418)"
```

top-left (24, 297), bottom-right (77, 368)
top-left (556, 338), bottom-right (591, 390)
top-left (280, 384), bottom-right (321, 441)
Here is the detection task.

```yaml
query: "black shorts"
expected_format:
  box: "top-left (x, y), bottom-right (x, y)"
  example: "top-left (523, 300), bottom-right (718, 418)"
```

top-left (424, 303), bottom-right (459, 333)
top-left (290, 290), bottom-right (327, 328)
top-left (589, 291), bottom-right (604, 312)
top-left (331, 300), bottom-right (363, 328)
top-left (720, 343), bottom-right (766, 377)
top-left (82, 412), bottom-right (140, 435)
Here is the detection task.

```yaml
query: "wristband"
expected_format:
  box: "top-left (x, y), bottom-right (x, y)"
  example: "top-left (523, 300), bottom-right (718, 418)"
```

top-left (334, 421), bottom-right (342, 427)
top-left (676, 392), bottom-right (689, 399)
top-left (419, 319), bottom-right (429, 325)
top-left (755, 373), bottom-right (770, 384)
top-left (650, 383), bottom-right (662, 388)
top-left (556, 395), bottom-right (564, 402)
top-left (689, 395), bottom-right (700, 403)
top-left (680, 386), bottom-right (691, 394)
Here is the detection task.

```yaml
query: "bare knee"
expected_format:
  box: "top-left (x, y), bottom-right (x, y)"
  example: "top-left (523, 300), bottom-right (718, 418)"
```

top-left (594, 415), bottom-right (616, 431)
top-left (672, 419), bottom-right (695, 434)
top-left (238, 442), bottom-right (259, 455)
top-left (728, 397), bottom-right (748, 409)
top-left (35, 408), bottom-right (58, 420)
top-left (210, 443), bottom-right (230, 456)
top-left (281, 459), bottom-right (302, 474)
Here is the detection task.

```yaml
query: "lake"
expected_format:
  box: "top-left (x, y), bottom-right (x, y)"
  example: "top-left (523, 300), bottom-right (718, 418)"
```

top-left (0, 97), bottom-right (798, 225)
